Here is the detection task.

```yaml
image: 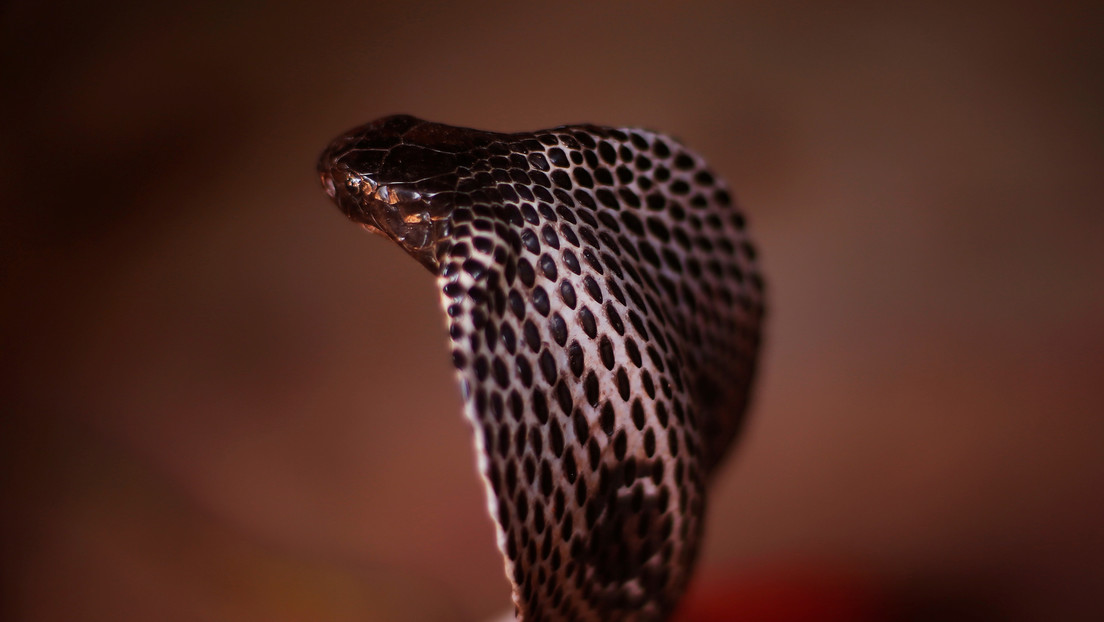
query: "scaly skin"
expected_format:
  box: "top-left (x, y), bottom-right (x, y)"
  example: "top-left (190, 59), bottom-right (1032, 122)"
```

top-left (319, 115), bottom-right (764, 621)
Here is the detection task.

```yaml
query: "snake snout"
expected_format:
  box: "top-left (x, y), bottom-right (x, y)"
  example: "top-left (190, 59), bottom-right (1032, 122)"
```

top-left (319, 170), bottom-right (337, 199)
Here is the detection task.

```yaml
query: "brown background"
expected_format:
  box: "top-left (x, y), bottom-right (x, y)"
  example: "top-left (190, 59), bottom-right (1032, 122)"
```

top-left (3, 2), bottom-right (1102, 621)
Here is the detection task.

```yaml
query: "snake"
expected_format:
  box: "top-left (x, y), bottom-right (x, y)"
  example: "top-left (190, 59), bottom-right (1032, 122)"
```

top-left (317, 115), bottom-right (764, 621)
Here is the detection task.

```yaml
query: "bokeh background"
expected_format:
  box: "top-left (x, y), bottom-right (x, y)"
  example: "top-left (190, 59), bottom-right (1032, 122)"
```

top-left (3, 2), bottom-right (1102, 620)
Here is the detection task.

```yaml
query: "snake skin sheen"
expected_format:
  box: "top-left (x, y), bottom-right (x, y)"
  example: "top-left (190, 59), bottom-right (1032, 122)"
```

top-left (318, 115), bottom-right (764, 621)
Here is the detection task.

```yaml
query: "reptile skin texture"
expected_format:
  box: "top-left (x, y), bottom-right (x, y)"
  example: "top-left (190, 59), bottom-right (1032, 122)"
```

top-left (318, 115), bottom-right (764, 621)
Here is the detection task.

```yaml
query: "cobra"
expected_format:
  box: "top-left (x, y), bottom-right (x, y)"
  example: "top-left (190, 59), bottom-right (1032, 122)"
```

top-left (318, 115), bottom-right (764, 621)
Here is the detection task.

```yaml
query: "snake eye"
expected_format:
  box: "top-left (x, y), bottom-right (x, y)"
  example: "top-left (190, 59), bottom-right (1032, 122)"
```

top-left (375, 184), bottom-right (420, 205)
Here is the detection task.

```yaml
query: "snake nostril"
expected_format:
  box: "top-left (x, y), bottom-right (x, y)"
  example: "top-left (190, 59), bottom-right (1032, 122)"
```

top-left (320, 172), bottom-right (336, 198)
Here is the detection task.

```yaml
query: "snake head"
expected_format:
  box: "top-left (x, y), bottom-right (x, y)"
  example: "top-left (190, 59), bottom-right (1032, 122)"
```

top-left (318, 114), bottom-right (501, 273)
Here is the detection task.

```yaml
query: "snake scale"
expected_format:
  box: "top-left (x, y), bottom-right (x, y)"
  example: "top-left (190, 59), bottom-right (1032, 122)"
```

top-left (318, 115), bottom-right (764, 621)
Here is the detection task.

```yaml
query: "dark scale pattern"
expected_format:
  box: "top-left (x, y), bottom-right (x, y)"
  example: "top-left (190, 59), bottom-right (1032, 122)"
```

top-left (318, 115), bottom-right (764, 622)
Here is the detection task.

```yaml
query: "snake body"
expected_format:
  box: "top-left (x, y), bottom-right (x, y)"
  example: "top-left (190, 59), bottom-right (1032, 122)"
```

top-left (318, 115), bottom-right (764, 621)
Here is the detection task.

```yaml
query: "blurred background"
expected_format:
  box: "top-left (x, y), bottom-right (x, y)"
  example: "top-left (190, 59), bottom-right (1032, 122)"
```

top-left (2, 2), bottom-right (1102, 620)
